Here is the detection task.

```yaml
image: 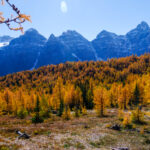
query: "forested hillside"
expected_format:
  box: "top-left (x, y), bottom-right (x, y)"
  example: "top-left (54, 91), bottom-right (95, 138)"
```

top-left (0, 54), bottom-right (149, 116)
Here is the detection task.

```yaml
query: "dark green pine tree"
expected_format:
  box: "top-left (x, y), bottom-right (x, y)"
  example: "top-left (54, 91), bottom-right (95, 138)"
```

top-left (32, 96), bottom-right (44, 124)
top-left (133, 83), bottom-right (140, 106)
top-left (58, 99), bottom-right (64, 117)
top-left (86, 89), bottom-right (94, 109)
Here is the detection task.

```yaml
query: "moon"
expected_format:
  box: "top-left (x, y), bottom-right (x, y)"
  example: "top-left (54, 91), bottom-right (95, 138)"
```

top-left (60, 1), bottom-right (68, 13)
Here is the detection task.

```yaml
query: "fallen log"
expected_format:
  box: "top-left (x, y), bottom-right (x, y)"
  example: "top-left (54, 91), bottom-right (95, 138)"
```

top-left (112, 148), bottom-right (129, 150)
top-left (16, 130), bottom-right (30, 139)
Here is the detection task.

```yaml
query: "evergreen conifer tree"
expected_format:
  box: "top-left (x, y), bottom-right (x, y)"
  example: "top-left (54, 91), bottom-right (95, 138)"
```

top-left (133, 83), bottom-right (140, 105)
top-left (32, 96), bottom-right (43, 124)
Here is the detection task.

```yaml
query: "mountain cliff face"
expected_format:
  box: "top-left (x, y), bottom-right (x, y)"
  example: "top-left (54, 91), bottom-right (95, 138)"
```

top-left (0, 21), bottom-right (150, 76)
top-left (59, 30), bottom-right (97, 61)
top-left (126, 21), bottom-right (150, 55)
top-left (37, 31), bottom-right (97, 68)
top-left (92, 21), bottom-right (150, 60)
top-left (0, 29), bottom-right (47, 76)
top-left (37, 34), bottom-right (72, 68)
top-left (92, 30), bottom-right (131, 60)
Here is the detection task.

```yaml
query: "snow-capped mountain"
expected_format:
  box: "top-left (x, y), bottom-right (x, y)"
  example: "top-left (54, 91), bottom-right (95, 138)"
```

top-left (0, 21), bottom-right (150, 76)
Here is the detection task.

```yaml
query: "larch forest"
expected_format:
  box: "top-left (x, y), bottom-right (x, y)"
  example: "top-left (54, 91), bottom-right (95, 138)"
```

top-left (0, 0), bottom-right (150, 150)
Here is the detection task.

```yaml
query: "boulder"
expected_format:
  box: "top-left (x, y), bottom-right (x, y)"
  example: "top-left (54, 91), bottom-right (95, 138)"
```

top-left (110, 124), bottom-right (121, 131)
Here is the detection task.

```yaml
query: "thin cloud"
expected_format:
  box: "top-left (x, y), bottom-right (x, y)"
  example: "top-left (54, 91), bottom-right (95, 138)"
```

top-left (60, 1), bottom-right (68, 13)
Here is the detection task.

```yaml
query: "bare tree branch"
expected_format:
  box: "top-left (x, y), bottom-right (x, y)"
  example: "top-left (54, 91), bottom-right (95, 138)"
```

top-left (0, 0), bottom-right (31, 32)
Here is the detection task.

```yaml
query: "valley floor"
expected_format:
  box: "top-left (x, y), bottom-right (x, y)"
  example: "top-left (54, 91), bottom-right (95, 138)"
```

top-left (0, 109), bottom-right (150, 150)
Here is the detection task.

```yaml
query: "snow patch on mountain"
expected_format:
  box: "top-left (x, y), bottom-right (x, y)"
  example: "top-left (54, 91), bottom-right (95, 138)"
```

top-left (30, 52), bottom-right (41, 70)
top-left (72, 53), bottom-right (81, 61)
top-left (91, 47), bottom-right (102, 61)
top-left (0, 42), bottom-right (9, 48)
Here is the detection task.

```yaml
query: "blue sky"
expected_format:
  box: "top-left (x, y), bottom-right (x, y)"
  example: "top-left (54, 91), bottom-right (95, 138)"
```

top-left (0, 0), bottom-right (150, 40)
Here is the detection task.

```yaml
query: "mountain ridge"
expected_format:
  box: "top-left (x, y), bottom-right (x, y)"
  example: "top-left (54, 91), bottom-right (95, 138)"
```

top-left (0, 21), bottom-right (150, 76)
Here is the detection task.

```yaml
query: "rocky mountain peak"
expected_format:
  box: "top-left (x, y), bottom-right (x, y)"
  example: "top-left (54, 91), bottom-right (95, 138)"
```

top-left (136, 21), bottom-right (149, 31)
top-left (9, 28), bottom-right (47, 46)
top-left (60, 30), bottom-right (85, 40)
top-left (96, 30), bottom-right (117, 39)
top-left (49, 34), bottom-right (56, 39)
top-left (25, 28), bottom-right (39, 35)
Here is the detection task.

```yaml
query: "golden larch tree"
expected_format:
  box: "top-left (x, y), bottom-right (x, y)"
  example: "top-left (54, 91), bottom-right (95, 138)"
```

top-left (94, 87), bottom-right (107, 117)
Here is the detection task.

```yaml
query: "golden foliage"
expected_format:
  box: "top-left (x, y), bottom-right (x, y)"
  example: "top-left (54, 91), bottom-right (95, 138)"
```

top-left (131, 107), bottom-right (144, 124)
top-left (62, 105), bottom-right (71, 120)
top-left (94, 86), bottom-right (107, 117)
top-left (82, 106), bottom-right (87, 115)
top-left (19, 14), bottom-right (32, 22)
top-left (0, 54), bottom-right (149, 118)
top-left (122, 113), bottom-right (131, 129)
